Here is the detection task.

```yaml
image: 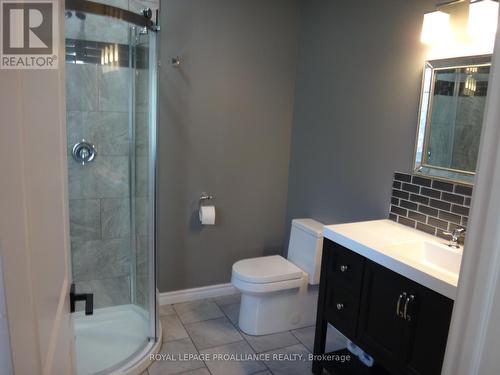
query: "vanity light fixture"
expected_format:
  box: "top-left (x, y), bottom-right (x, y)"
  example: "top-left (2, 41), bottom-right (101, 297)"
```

top-left (421, 0), bottom-right (499, 47)
top-left (468, 0), bottom-right (499, 40)
top-left (421, 10), bottom-right (451, 45)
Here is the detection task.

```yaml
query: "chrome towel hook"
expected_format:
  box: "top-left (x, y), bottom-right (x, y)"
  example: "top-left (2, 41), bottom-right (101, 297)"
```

top-left (172, 56), bottom-right (183, 67)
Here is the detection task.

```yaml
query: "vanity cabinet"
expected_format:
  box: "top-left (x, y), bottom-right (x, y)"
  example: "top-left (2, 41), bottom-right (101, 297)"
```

top-left (313, 239), bottom-right (454, 375)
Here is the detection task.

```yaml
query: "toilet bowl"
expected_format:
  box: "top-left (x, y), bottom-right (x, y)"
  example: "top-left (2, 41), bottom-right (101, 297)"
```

top-left (231, 219), bottom-right (324, 335)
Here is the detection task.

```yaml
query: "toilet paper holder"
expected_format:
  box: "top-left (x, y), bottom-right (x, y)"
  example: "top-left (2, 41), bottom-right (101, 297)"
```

top-left (199, 192), bottom-right (213, 206)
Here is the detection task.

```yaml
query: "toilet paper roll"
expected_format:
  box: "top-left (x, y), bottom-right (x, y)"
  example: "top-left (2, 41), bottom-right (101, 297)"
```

top-left (199, 205), bottom-right (216, 225)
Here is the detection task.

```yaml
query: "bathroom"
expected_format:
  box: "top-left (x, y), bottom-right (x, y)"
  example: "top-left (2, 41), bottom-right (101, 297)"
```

top-left (1, 0), bottom-right (500, 374)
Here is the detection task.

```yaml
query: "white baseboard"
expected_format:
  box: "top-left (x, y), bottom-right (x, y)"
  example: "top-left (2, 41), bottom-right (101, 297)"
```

top-left (159, 283), bottom-right (238, 305)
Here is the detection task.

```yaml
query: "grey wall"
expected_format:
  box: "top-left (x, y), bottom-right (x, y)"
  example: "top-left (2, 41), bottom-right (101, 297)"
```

top-left (157, 0), bottom-right (298, 292)
top-left (285, 0), bottom-right (439, 235)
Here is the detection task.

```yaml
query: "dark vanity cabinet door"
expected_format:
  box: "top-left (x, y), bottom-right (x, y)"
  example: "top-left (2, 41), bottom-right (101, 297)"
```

top-left (402, 284), bottom-right (453, 375)
top-left (357, 259), bottom-right (453, 375)
top-left (324, 243), bottom-right (365, 338)
top-left (357, 261), bottom-right (410, 373)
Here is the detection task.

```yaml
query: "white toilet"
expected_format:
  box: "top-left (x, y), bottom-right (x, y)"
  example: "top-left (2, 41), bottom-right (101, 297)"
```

top-left (231, 218), bottom-right (324, 335)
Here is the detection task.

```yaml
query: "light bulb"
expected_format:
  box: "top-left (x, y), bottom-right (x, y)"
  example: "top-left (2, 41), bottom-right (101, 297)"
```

top-left (421, 11), bottom-right (452, 45)
top-left (468, 0), bottom-right (499, 39)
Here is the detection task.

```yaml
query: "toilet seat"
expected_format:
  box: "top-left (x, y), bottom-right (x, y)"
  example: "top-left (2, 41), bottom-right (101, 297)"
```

top-left (231, 255), bottom-right (306, 294)
top-left (232, 275), bottom-right (305, 294)
top-left (232, 255), bottom-right (303, 283)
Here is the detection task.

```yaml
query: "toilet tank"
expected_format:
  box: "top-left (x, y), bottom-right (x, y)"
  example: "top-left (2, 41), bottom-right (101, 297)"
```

top-left (287, 218), bottom-right (324, 285)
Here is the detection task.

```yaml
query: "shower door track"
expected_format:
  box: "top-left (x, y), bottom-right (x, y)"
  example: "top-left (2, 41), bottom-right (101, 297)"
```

top-left (65, 0), bottom-right (158, 31)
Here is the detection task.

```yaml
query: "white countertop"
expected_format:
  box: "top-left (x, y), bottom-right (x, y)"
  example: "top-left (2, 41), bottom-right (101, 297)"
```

top-left (323, 219), bottom-right (461, 300)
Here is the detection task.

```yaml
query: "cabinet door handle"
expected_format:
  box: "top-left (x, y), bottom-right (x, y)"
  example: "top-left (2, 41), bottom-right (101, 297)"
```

top-left (396, 292), bottom-right (406, 318)
top-left (336, 303), bottom-right (344, 311)
top-left (404, 295), bottom-right (415, 321)
top-left (339, 265), bottom-right (349, 272)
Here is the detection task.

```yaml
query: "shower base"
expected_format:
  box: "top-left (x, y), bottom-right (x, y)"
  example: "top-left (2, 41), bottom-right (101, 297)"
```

top-left (74, 304), bottom-right (161, 375)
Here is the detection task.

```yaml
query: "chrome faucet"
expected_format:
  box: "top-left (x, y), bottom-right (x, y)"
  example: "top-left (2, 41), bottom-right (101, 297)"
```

top-left (443, 227), bottom-right (466, 248)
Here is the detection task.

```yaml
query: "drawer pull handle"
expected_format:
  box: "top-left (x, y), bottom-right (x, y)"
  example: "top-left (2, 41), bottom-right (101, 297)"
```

top-left (396, 292), bottom-right (406, 318)
top-left (340, 265), bottom-right (349, 272)
top-left (404, 295), bottom-right (415, 321)
top-left (336, 303), bottom-right (344, 311)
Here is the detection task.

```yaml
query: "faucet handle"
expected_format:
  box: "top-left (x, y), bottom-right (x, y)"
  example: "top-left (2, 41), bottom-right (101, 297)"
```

top-left (443, 227), bottom-right (466, 248)
top-left (443, 227), bottom-right (466, 237)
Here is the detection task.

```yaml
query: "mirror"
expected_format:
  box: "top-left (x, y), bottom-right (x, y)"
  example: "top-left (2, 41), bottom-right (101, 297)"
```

top-left (414, 55), bottom-right (491, 184)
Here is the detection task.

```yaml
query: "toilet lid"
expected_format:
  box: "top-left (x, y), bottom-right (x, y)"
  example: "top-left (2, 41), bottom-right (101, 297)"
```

top-left (232, 255), bottom-right (303, 284)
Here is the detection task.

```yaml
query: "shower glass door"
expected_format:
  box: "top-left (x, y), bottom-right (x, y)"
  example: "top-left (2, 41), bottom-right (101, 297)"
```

top-left (64, 1), bottom-right (158, 374)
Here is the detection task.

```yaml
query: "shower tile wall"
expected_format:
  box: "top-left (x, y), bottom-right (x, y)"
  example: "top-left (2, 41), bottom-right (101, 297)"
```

top-left (67, 64), bottom-right (132, 309)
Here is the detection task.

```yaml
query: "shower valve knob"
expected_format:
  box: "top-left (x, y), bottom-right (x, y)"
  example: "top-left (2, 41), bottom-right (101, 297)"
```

top-left (72, 140), bottom-right (97, 165)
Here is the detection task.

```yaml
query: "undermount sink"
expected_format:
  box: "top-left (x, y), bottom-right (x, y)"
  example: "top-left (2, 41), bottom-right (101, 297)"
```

top-left (386, 240), bottom-right (462, 276)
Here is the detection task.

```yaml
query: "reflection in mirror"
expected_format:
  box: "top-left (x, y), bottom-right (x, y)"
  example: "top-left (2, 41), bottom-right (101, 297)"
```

top-left (414, 56), bottom-right (491, 184)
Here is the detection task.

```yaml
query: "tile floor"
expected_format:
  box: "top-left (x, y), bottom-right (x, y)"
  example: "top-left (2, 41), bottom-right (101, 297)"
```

top-left (141, 294), bottom-right (347, 375)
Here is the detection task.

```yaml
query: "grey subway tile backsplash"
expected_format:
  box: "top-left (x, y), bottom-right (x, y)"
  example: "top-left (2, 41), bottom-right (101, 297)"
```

top-left (454, 184), bottom-right (473, 196)
top-left (398, 217), bottom-right (416, 227)
top-left (438, 211), bottom-right (461, 224)
top-left (429, 199), bottom-right (451, 211)
top-left (389, 172), bottom-right (471, 237)
top-left (432, 180), bottom-right (454, 192)
top-left (416, 222), bottom-right (436, 235)
top-left (391, 205), bottom-right (407, 217)
top-left (393, 189), bottom-right (409, 200)
top-left (421, 187), bottom-right (441, 199)
top-left (408, 210), bottom-right (426, 222)
top-left (411, 175), bottom-right (432, 187)
top-left (410, 194), bottom-right (429, 205)
top-left (427, 217), bottom-right (448, 230)
top-left (402, 183), bottom-right (420, 194)
top-left (442, 192), bottom-right (465, 205)
top-left (395, 172), bottom-right (412, 182)
top-left (418, 205), bottom-right (438, 217)
top-left (451, 204), bottom-right (469, 216)
top-left (400, 200), bottom-right (418, 211)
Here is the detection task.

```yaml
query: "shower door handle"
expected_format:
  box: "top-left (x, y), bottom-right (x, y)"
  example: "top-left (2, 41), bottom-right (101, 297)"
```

top-left (70, 283), bottom-right (94, 315)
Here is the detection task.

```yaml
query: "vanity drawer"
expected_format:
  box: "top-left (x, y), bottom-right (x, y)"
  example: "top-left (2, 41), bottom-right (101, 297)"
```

top-left (325, 285), bottom-right (359, 337)
top-left (330, 242), bottom-right (365, 293)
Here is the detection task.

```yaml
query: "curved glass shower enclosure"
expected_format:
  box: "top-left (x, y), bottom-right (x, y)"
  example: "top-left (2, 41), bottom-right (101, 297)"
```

top-left (64, 1), bottom-right (159, 373)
